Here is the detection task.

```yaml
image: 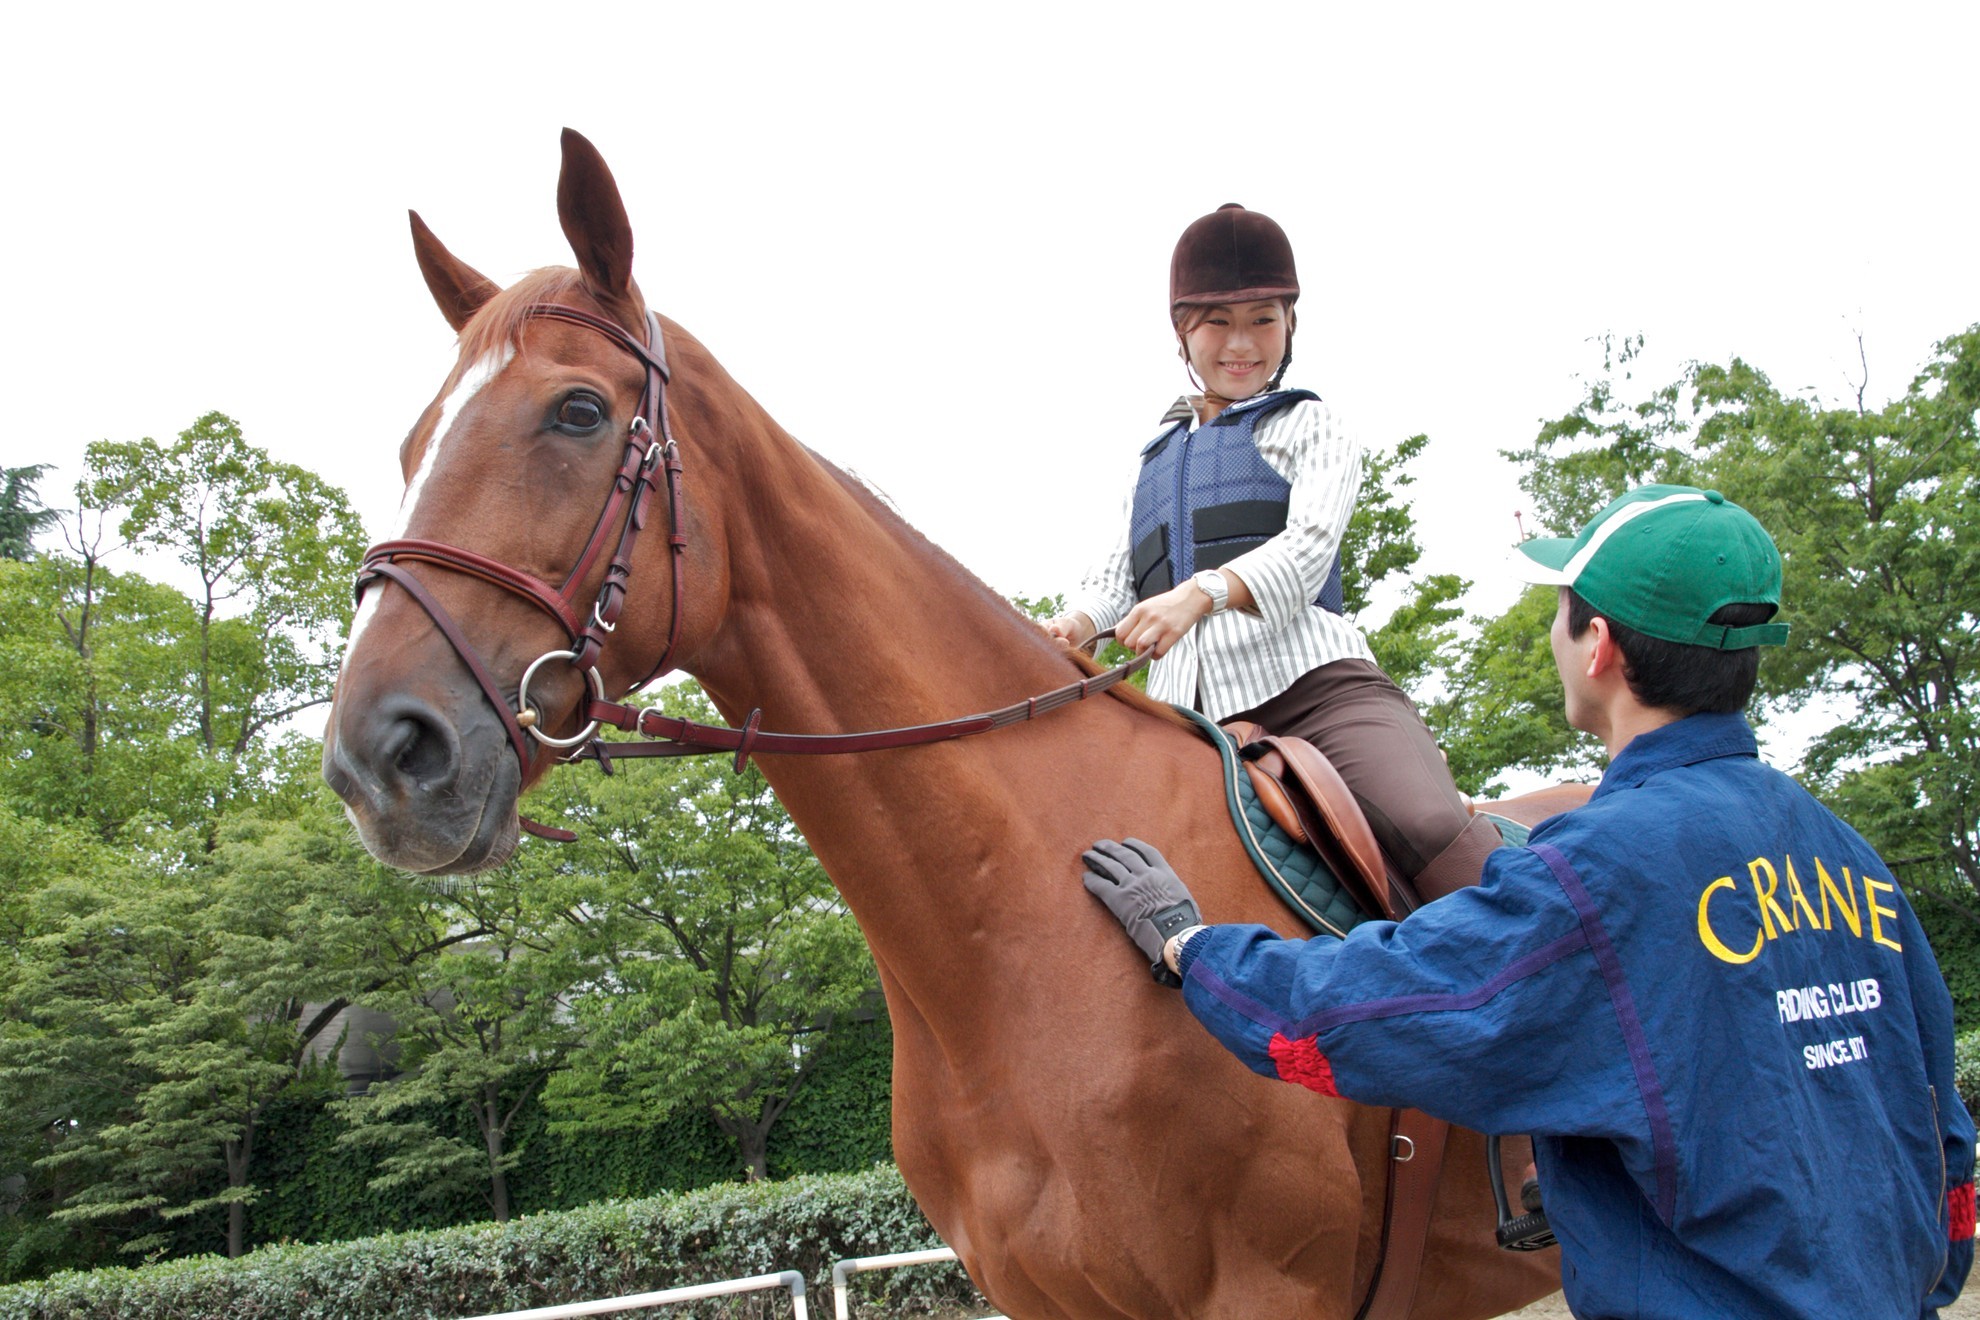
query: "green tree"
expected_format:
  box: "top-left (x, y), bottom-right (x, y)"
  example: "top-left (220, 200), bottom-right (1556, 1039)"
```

top-left (1429, 584), bottom-right (1599, 797)
top-left (1347, 434), bottom-right (1470, 701)
top-left (82, 411), bottom-right (366, 762)
top-left (335, 870), bottom-right (581, 1224)
top-left (0, 799), bottom-right (459, 1263)
top-left (539, 686), bottom-right (878, 1182)
top-left (1505, 326), bottom-right (1980, 906)
top-left (0, 554), bottom-right (228, 856)
top-left (0, 425), bottom-right (486, 1268)
top-left (0, 466), bottom-right (58, 561)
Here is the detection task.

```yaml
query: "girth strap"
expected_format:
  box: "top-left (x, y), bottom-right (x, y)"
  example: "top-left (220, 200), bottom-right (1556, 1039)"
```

top-left (1356, 1111), bottom-right (1451, 1320)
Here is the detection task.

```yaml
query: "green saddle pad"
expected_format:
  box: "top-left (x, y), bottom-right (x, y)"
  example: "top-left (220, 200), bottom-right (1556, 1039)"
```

top-left (1177, 707), bottom-right (1522, 940)
top-left (1176, 707), bottom-right (1369, 939)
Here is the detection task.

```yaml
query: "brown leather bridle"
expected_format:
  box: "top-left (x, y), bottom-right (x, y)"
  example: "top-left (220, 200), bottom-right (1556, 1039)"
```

top-left (355, 302), bottom-right (1147, 840)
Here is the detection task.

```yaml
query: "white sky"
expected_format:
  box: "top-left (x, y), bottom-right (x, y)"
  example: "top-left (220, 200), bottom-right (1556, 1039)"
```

top-left (5, 1), bottom-right (1975, 644)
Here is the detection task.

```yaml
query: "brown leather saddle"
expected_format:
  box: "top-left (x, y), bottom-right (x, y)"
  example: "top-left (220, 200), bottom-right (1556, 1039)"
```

top-left (1222, 719), bottom-right (1411, 922)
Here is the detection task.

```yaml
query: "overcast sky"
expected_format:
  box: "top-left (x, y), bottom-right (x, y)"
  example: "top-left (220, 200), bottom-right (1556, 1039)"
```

top-left (7, 2), bottom-right (1975, 641)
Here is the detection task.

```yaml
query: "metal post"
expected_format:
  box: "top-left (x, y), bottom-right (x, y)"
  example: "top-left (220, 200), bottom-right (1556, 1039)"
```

top-left (831, 1246), bottom-right (1000, 1320)
top-left (455, 1268), bottom-right (809, 1320)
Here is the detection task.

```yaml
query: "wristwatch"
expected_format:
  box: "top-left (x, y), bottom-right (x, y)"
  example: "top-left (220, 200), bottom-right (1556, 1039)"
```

top-left (1192, 569), bottom-right (1229, 615)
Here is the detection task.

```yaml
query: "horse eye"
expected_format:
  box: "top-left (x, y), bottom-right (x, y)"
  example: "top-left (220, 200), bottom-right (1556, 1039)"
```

top-left (556, 394), bottom-right (606, 432)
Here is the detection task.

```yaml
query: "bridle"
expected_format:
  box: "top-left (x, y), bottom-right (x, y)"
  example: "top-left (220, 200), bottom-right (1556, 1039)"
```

top-left (357, 304), bottom-right (685, 837)
top-left (355, 302), bottom-right (1147, 841)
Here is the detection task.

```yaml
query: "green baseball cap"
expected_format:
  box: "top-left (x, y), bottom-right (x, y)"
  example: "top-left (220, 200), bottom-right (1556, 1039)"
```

top-left (1515, 484), bottom-right (1790, 650)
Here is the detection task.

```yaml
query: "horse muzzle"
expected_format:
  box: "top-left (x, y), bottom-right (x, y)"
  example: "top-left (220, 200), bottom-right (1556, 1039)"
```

top-left (324, 691), bottom-right (522, 873)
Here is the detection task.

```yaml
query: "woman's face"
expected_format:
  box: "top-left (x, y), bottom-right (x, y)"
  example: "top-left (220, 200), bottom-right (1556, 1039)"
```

top-left (1183, 300), bottom-right (1288, 398)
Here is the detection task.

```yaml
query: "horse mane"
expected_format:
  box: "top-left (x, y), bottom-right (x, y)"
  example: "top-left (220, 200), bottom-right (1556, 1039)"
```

top-left (453, 271), bottom-right (1185, 733)
top-left (812, 452), bottom-right (1189, 731)
top-left (456, 267), bottom-right (594, 364)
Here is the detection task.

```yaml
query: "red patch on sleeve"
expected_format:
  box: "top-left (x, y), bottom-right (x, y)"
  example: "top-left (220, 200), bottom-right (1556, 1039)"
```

top-left (1268, 1032), bottom-right (1339, 1097)
top-left (1950, 1181), bottom-right (1975, 1243)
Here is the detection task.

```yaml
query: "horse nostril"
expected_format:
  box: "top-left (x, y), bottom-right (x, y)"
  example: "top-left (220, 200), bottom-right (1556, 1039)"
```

top-left (385, 711), bottom-right (454, 787)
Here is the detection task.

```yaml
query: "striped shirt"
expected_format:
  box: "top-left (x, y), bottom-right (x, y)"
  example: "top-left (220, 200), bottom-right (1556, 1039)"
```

top-left (1065, 391), bottom-right (1373, 720)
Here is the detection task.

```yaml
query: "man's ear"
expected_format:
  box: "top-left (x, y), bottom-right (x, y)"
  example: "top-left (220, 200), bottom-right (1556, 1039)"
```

top-left (1583, 616), bottom-right (1624, 682)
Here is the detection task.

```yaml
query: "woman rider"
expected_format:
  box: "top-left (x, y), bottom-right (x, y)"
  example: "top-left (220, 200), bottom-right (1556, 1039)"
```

top-left (1043, 203), bottom-right (1500, 897)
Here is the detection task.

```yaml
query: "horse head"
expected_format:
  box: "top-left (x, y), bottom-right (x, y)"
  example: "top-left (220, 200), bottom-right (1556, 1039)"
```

top-left (324, 129), bottom-right (714, 873)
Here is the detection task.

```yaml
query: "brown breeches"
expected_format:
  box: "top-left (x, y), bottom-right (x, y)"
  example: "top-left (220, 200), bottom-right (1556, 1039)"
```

top-left (1225, 658), bottom-right (1476, 883)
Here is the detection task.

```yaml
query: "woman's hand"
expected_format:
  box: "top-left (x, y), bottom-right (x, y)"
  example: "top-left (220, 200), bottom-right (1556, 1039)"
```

top-left (1042, 611), bottom-right (1097, 649)
top-left (1117, 581), bottom-right (1214, 658)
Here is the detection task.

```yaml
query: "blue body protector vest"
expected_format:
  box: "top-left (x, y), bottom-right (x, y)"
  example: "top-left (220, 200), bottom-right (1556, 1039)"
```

top-left (1127, 389), bottom-right (1345, 613)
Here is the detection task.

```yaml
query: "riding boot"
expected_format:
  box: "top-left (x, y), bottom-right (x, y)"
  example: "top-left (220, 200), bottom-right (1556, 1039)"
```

top-left (1412, 813), bottom-right (1504, 903)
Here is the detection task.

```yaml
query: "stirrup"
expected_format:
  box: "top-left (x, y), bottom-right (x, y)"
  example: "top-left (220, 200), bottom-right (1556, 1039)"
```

top-left (1486, 1134), bottom-right (1557, 1251)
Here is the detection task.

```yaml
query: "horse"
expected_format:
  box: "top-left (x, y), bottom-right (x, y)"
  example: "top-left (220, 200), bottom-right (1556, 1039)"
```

top-left (324, 129), bottom-right (1562, 1319)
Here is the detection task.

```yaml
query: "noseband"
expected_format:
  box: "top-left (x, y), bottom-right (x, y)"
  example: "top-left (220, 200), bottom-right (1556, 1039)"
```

top-left (355, 302), bottom-right (1147, 841)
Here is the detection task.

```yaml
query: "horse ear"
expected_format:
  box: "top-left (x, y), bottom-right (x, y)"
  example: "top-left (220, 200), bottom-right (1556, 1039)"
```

top-left (556, 128), bottom-right (635, 303)
top-left (410, 211), bottom-right (499, 333)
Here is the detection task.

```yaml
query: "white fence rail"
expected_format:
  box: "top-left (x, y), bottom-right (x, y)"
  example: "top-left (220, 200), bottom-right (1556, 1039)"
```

top-left (830, 1246), bottom-right (1002, 1320)
top-left (454, 1243), bottom-right (1004, 1320)
top-left (456, 1269), bottom-right (810, 1320)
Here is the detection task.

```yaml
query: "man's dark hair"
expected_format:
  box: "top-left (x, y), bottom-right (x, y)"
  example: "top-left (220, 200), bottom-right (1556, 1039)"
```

top-left (1564, 589), bottom-right (1773, 715)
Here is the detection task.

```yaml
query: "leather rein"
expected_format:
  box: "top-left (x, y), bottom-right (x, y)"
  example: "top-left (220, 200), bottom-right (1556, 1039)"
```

top-left (356, 302), bottom-right (1148, 839)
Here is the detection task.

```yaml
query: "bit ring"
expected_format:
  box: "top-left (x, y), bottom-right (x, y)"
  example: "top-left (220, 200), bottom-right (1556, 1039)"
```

top-left (516, 650), bottom-right (606, 748)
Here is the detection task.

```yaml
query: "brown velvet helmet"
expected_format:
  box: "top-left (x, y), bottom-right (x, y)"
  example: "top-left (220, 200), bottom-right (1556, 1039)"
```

top-left (1169, 203), bottom-right (1300, 312)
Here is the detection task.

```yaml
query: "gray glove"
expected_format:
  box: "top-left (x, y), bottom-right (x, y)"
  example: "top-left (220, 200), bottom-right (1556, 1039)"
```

top-left (1082, 838), bottom-right (1202, 984)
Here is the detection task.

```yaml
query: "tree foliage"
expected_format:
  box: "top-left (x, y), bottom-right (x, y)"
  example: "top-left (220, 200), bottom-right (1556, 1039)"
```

top-left (334, 868), bottom-right (581, 1224)
top-left (538, 686), bottom-right (878, 1182)
top-left (1505, 326), bottom-right (1980, 905)
top-left (0, 467), bottom-right (58, 562)
top-left (80, 412), bottom-right (365, 761)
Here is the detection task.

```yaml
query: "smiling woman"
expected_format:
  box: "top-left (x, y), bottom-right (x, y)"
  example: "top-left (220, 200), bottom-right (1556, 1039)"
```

top-left (1042, 203), bottom-right (1503, 899)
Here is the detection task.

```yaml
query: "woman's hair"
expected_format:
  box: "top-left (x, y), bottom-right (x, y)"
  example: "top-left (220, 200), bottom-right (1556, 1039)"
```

top-left (1172, 299), bottom-right (1297, 390)
top-left (1564, 589), bottom-right (1770, 715)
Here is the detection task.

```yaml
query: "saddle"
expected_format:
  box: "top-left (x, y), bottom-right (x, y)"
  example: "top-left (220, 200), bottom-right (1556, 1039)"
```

top-left (1222, 719), bottom-right (1412, 922)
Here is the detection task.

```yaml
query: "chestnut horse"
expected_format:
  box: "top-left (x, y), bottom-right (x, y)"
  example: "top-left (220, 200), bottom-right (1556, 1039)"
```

top-left (324, 130), bottom-right (1560, 1319)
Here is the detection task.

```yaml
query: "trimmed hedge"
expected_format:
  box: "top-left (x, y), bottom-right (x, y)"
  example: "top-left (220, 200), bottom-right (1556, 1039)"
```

top-left (0, 1017), bottom-right (900, 1284)
top-left (1917, 901), bottom-right (1980, 1031)
top-left (1956, 1029), bottom-right (1980, 1116)
top-left (246, 1085), bottom-right (743, 1247)
top-left (0, 1165), bottom-right (985, 1320)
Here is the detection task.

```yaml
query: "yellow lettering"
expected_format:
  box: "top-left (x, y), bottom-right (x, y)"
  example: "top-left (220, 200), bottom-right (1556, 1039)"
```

top-left (1700, 876), bottom-right (1764, 965)
top-left (1783, 856), bottom-right (1823, 933)
top-left (1815, 858), bottom-right (1860, 937)
top-left (1749, 858), bottom-right (1794, 939)
top-left (1864, 877), bottom-right (1904, 952)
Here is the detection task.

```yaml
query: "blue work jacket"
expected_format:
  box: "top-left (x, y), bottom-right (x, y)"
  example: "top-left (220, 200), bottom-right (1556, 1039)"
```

top-left (1179, 712), bottom-right (1975, 1319)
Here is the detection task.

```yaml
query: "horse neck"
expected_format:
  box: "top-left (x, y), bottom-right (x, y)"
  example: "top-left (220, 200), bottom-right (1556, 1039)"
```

top-left (673, 368), bottom-right (1180, 997)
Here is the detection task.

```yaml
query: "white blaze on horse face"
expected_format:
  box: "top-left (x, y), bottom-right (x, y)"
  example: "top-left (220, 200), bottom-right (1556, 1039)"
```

top-left (394, 346), bottom-right (515, 539)
top-left (343, 346), bottom-right (515, 660)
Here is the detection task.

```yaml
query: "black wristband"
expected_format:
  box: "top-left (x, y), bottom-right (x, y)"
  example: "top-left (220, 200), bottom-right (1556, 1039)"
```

top-left (1150, 959), bottom-right (1183, 989)
top-left (1151, 899), bottom-right (1201, 941)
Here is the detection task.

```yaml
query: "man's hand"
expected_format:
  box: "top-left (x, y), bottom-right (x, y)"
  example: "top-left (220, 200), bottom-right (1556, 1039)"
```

top-left (1082, 838), bottom-right (1201, 970)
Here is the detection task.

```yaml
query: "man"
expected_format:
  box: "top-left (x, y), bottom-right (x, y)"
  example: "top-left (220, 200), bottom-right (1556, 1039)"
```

top-left (1085, 484), bottom-right (1974, 1319)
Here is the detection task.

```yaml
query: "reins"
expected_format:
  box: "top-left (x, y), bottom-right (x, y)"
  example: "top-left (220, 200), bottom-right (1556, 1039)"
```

top-left (355, 301), bottom-right (1149, 840)
top-left (573, 633), bottom-right (1149, 775)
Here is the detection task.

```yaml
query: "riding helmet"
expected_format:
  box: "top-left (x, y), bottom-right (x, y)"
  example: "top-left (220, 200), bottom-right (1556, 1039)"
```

top-left (1169, 204), bottom-right (1300, 312)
